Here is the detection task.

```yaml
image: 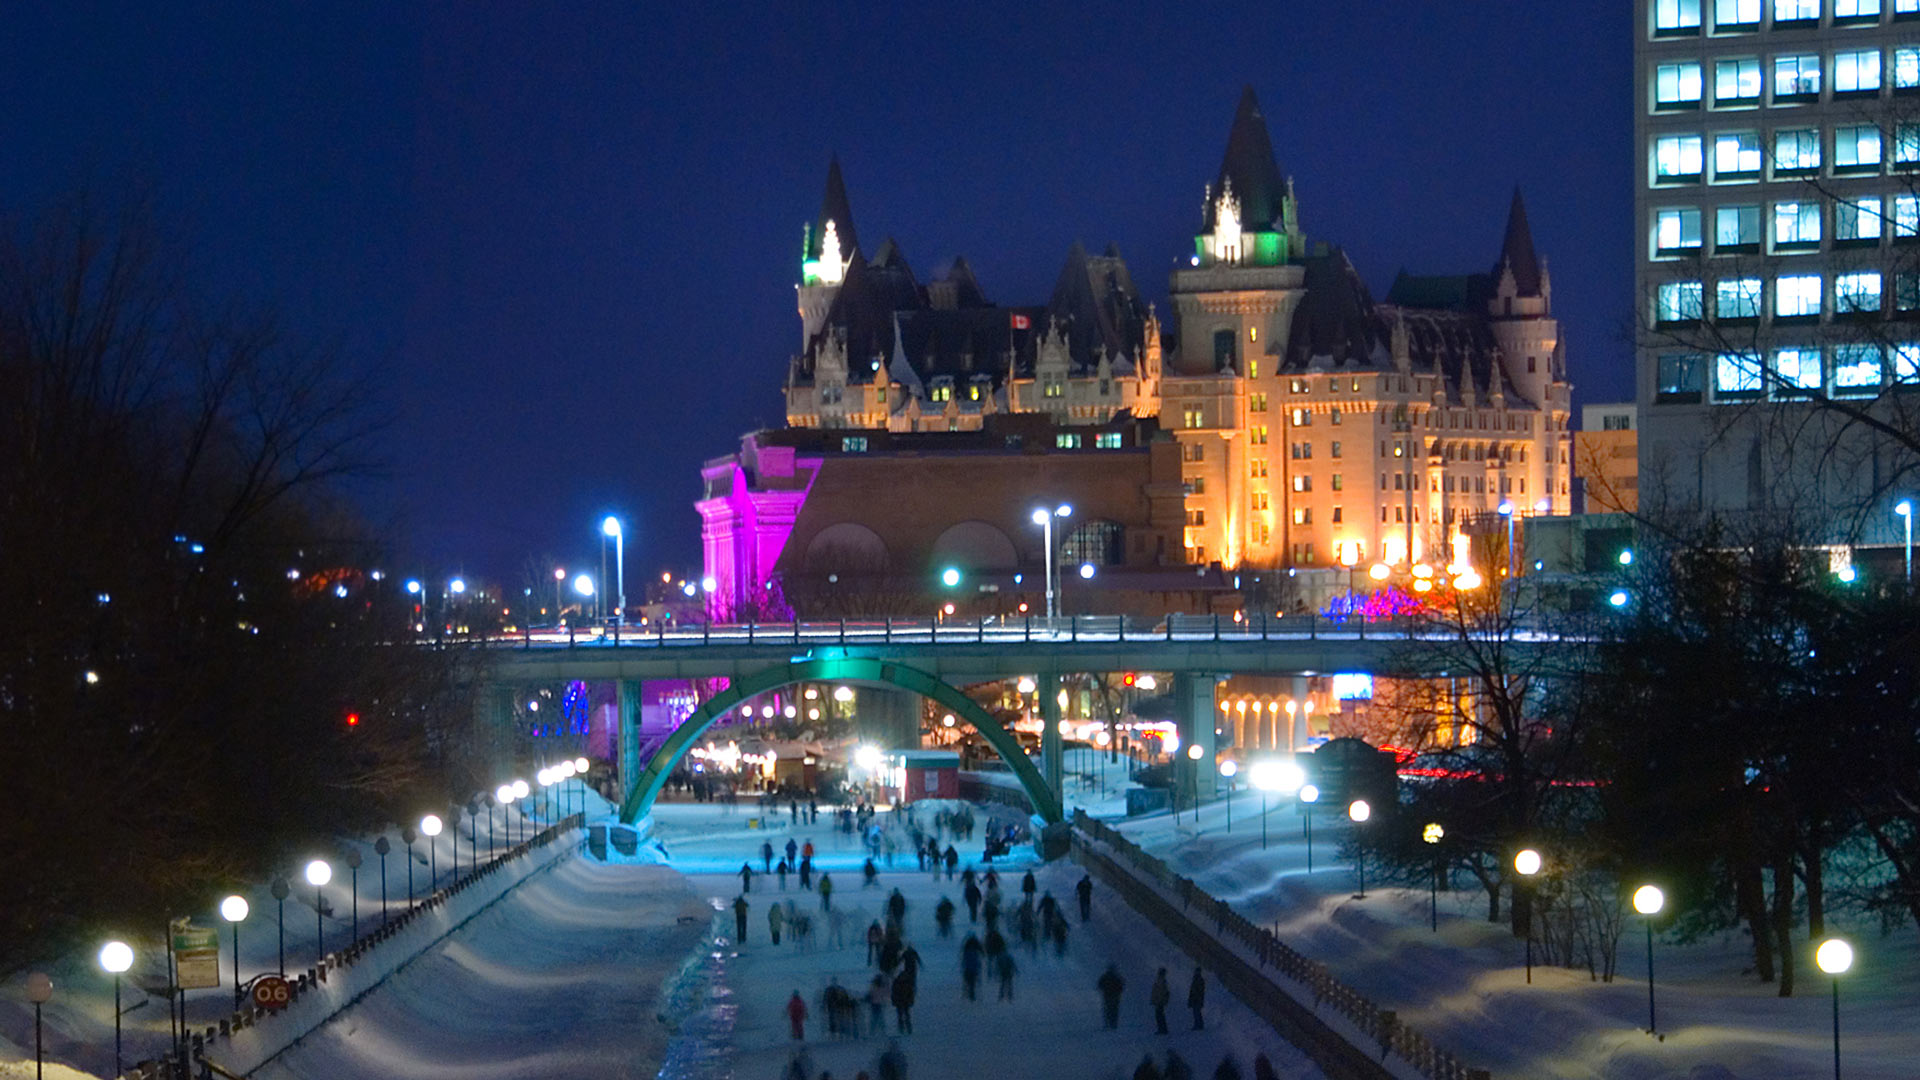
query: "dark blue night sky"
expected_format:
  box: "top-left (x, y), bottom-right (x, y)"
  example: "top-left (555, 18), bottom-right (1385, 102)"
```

top-left (2, 3), bottom-right (1632, 582)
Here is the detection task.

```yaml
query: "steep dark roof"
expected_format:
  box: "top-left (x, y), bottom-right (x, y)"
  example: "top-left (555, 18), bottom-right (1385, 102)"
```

top-left (1385, 271), bottom-right (1493, 312)
top-left (808, 156), bottom-right (860, 261)
top-left (1493, 187), bottom-right (1542, 297)
top-left (1046, 242), bottom-right (1151, 371)
top-left (866, 238), bottom-right (924, 311)
top-left (1283, 249), bottom-right (1381, 370)
top-left (938, 257), bottom-right (991, 308)
top-left (1204, 86), bottom-right (1288, 232)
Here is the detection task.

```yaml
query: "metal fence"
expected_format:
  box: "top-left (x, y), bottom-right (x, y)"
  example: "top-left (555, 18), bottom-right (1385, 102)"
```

top-left (1073, 811), bottom-right (1488, 1080)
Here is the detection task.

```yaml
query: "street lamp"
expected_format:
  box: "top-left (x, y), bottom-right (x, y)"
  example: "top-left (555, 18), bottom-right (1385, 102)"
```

top-left (344, 850), bottom-right (362, 941)
top-left (553, 567), bottom-right (566, 623)
top-left (1815, 937), bottom-right (1853, 1080)
top-left (1029, 504), bottom-right (1072, 620)
top-left (1219, 759), bottom-right (1237, 832)
top-left (1632, 885), bottom-right (1665, 1036)
top-left (513, 778), bottom-right (531, 843)
top-left (1299, 783), bottom-right (1319, 872)
top-left (26, 972), bottom-right (50, 1080)
top-left (1249, 759), bottom-right (1304, 850)
top-left (220, 895), bottom-right (248, 1010)
top-left (304, 859), bottom-right (332, 964)
top-left (99, 940), bottom-right (134, 1074)
top-left (421, 814), bottom-right (443, 894)
top-left (602, 516), bottom-right (625, 622)
top-left (1348, 800), bottom-right (1372, 899)
top-left (373, 837), bottom-right (391, 927)
top-left (270, 876), bottom-right (290, 975)
top-left (401, 825), bottom-right (418, 904)
top-left (1497, 500), bottom-right (1517, 580)
top-left (940, 566), bottom-right (962, 588)
top-left (1897, 500), bottom-right (1913, 583)
top-left (1515, 848), bottom-right (1543, 984)
top-left (1423, 823), bottom-right (1446, 931)
top-left (496, 784), bottom-right (515, 856)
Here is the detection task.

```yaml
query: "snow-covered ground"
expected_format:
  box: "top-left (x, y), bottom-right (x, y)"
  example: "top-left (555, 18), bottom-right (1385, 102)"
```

top-left (647, 798), bottom-right (1326, 1080)
top-left (1106, 787), bottom-right (1920, 1080)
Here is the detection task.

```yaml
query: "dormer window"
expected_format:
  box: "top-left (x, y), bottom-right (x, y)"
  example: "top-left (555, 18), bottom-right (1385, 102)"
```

top-left (930, 377), bottom-right (953, 403)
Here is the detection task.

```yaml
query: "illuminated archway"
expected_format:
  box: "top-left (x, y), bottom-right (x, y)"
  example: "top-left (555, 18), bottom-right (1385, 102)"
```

top-left (618, 658), bottom-right (1061, 825)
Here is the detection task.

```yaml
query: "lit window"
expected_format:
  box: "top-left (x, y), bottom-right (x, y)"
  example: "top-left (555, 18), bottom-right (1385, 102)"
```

top-left (1657, 135), bottom-right (1705, 181)
top-left (1248, 359), bottom-right (1259, 379)
top-left (1715, 351), bottom-right (1764, 395)
top-left (1716, 0), bottom-right (1763, 23)
top-left (1659, 62), bottom-right (1706, 107)
top-left (1903, 0), bottom-right (1920, 15)
top-left (1714, 132), bottom-right (1763, 177)
top-left (1095, 432), bottom-right (1122, 449)
top-left (1716, 204), bottom-right (1761, 248)
top-left (1898, 194), bottom-right (1920, 234)
top-left (1184, 476), bottom-right (1205, 495)
top-left (1251, 425), bottom-right (1269, 445)
top-left (1715, 58), bottom-right (1761, 102)
top-left (1835, 50), bottom-right (1883, 95)
top-left (930, 379), bottom-right (952, 403)
top-left (1186, 509), bottom-right (1206, 527)
top-left (1775, 55), bottom-right (1822, 101)
top-left (1292, 507), bottom-right (1311, 526)
top-left (1291, 475), bottom-right (1310, 493)
top-left (1898, 124), bottom-right (1920, 166)
top-left (1897, 47), bottom-right (1920, 89)
top-left (1290, 408), bottom-right (1310, 426)
top-left (1042, 378), bottom-right (1063, 398)
top-left (1718, 277), bottom-right (1764, 317)
top-left (1836, 270), bottom-right (1883, 312)
top-left (1836, 126), bottom-right (1883, 172)
top-left (1775, 129), bottom-right (1822, 174)
top-left (1774, 201), bottom-right (1822, 246)
top-left (1892, 342), bottom-right (1920, 382)
top-left (1330, 407), bottom-right (1343, 425)
top-left (1777, 274), bottom-right (1824, 317)
top-left (1835, 0), bottom-right (1882, 18)
top-left (1774, 0), bottom-right (1820, 22)
top-left (1658, 280), bottom-right (1705, 322)
top-left (1834, 345), bottom-right (1883, 390)
top-left (1250, 392), bottom-right (1268, 412)
top-left (1056, 433), bottom-right (1082, 449)
top-left (1250, 459), bottom-right (1268, 478)
top-left (1658, 354), bottom-right (1707, 400)
top-left (1331, 473), bottom-right (1343, 491)
top-left (1657, 208), bottom-right (1704, 252)
top-left (1656, 0), bottom-right (1704, 31)
top-left (1253, 491), bottom-right (1271, 509)
top-left (1183, 405), bottom-right (1204, 428)
top-left (1836, 196), bottom-right (1883, 240)
top-left (1773, 347), bottom-right (1823, 392)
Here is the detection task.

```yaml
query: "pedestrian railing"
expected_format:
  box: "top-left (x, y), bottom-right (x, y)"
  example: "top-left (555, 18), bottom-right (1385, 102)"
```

top-left (121, 814), bottom-right (585, 1080)
top-left (1073, 811), bottom-right (1488, 1080)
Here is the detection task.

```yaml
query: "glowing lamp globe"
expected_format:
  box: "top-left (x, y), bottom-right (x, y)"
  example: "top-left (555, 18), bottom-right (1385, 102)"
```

top-left (220, 895), bottom-right (249, 923)
top-left (1186, 744), bottom-right (1204, 760)
top-left (834, 686), bottom-right (854, 703)
top-left (1079, 562), bottom-right (1095, 579)
top-left (98, 940), bottom-right (134, 974)
top-left (1632, 885), bottom-right (1665, 916)
top-left (304, 859), bottom-right (332, 887)
top-left (601, 516), bottom-right (621, 538)
top-left (1347, 799), bottom-right (1371, 823)
top-left (1219, 760), bottom-right (1238, 778)
top-left (1514, 849), bottom-right (1543, 877)
top-left (1815, 938), bottom-right (1853, 975)
top-left (495, 784), bottom-right (514, 804)
top-left (1299, 783), bottom-right (1320, 804)
top-left (1368, 563), bottom-right (1390, 581)
top-left (421, 814), bottom-right (443, 838)
top-left (574, 756), bottom-right (589, 772)
top-left (1422, 823), bottom-right (1445, 845)
top-left (940, 567), bottom-right (962, 588)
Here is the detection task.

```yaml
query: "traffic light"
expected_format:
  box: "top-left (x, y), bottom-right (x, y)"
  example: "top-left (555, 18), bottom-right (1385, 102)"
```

top-left (345, 711), bottom-right (360, 729)
top-left (1122, 672), bottom-right (1136, 688)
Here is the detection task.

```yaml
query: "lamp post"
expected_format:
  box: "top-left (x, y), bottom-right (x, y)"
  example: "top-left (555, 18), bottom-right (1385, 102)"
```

top-left (1300, 784), bottom-right (1319, 872)
top-left (401, 826), bottom-right (417, 906)
top-left (602, 516), bottom-right (625, 622)
top-left (573, 574), bottom-right (595, 628)
top-left (1815, 938), bottom-right (1852, 1080)
top-left (99, 941), bottom-right (133, 1074)
top-left (1632, 885), bottom-right (1665, 1036)
top-left (1029, 504), bottom-right (1072, 620)
top-left (448, 806), bottom-right (461, 883)
top-left (220, 895), bottom-right (248, 1010)
top-left (1497, 500), bottom-right (1516, 581)
top-left (1515, 848), bottom-right (1543, 984)
top-left (26, 972), bottom-right (50, 1080)
top-left (512, 779), bottom-right (531, 843)
top-left (1423, 823), bottom-right (1446, 932)
top-left (553, 567), bottom-right (567, 624)
top-left (374, 837), bottom-right (391, 928)
top-left (304, 859), bottom-right (331, 964)
top-left (1897, 500), bottom-right (1913, 583)
top-left (421, 814), bottom-right (443, 895)
top-left (495, 784), bottom-right (514, 857)
top-left (405, 578), bottom-right (422, 631)
top-left (1348, 800), bottom-right (1372, 899)
top-left (344, 849), bottom-right (362, 941)
top-left (575, 756), bottom-right (591, 820)
top-left (467, 800), bottom-right (480, 877)
top-left (1219, 760), bottom-right (1237, 832)
top-left (270, 876), bottom-right (290, 975)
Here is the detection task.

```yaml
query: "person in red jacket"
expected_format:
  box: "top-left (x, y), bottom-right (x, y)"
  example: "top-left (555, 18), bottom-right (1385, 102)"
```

top-left (787, 989), bottom-right (808, 1039)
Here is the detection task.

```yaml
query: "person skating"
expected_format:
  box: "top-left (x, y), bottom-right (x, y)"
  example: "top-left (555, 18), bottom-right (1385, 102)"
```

top-left (993, 950), bottom-right (1017, 1000)
top-left (960, 933), bottom-right (984, 1001)
top-left (886, 888), bottom-right (907, 926)
top-left (739, 862), bottom-right (754, 893)
top-left (1097, 963), bottom-right (1126, 1029)
top-left (876, 1039), bottom-right (907, 1080)
top-left (1048, 911), bottom-right (1069, 957)
top-left (866, 973), bottom-right (889, 1036)
top-left (786, 990), bottom-right (808, 1040)
top-left (934, 896), bottom-right (955, 937)
top-left (1187, 967), bottom-right (1207, 1031)
top-left (864, 857), bottom-right (879, 887)
top-left (983, 927), bottom-right (1007, 966)
top-left (890, 967), bottom-right (916, 1033)
top-left (1021, 869), bottom-right (1036, 902)
top-left (800, 854), bottom-right (813, 889)
top-left (899, 942), bottom-right (922, 980)
top-left (819, 872), bottom-right (835, 910)
top-left (866, 920), bottom-right (884, 965)
top-left (1076, 873), bottom-right (1093, 922)
top-left (960, 866), bottom-right (976, 891)
top-left (963, 879), bottom-right (982, 923)
top-left (761, 840), bottom-right (775, 873)
top-left (1037, 891), bottom-right (1058, 926)
top-left (1149, 967), bottom-right (1171, 1034)
top-left (786, 837), bottom-right (798, 866)
top-left (1016, 900), bottom-right (1038, 955)
top-left (943, 845), bottom-right (958, 879)
top-left (777, 857), bottom-right (790, 891)
top-left (769, 902), bottom-right (785, 945)
top-left (732, 894), bottom-right (749, 943)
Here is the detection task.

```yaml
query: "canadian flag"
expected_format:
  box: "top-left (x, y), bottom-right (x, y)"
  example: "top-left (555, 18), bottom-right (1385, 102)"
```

top-left (1010, 313), bottom-right (1031, 330)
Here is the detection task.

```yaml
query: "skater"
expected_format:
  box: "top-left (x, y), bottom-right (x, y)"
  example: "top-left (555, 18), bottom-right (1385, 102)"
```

top-left (761, 840), bottom-right (775, 873)
top-left (786, 838), bottom-right (798, 865)
top-left (867, 920), bottom-right (885, 965)
top-left (1187, 967), bottom-right (1207, 1031)
top-left (769, 902), bottom-right (785, 945)
top-left (1016, 901), bottom-right (1038, 955)
top-left (866, 973), bottom-right (889, 1036)
top-left (934, 896), bottom-right (955, 937)
top-left (886, 888), bottom-right (907, 926)
top-left (800, 855), bottom-right (814, 890)
top-left (994, 950), bottom-right (1017, 1000)
top-left (890, 967), bottom-right (916, 1033)
top-left (1021, 869), bottom-right (1037, 902)
top-left (1149, 967), bottom-right (1171, 1034)
top-left (740, 862), bottom-right (754, 893)
top-left (777, 857), bottom-right (790, 891)
top-left (963, 879), bottom-right (982, 923)
top-left (877, 1039), bottom-right (907, 1080)
top-left (786, 990), bottom-right (808, 1039)
top-left (943, 845), bottom-right (958, 879)
top-left (819, 872), bottom-right (835, 911)
top-left (1049, 911), bottom-right (1070, 957)
top-left (1097, 963), bottom-right (1126, 1029)
top-left (733, 894), bottom-right (749, 943)
top-left (1076, 873), bottom-right (1094, 922)
top-left (960, 933), bottom-right (984, 1001)
top-left (864, 857), bottom-right (879, 887)
top-left (1038, 891), bottom-right (1058, 926)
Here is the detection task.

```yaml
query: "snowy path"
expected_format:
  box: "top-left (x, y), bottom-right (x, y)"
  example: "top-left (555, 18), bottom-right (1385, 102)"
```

top-left (252, 857), bottom-right (711, 1080)
top-left (650, 801), bottom-right (1328, 1080)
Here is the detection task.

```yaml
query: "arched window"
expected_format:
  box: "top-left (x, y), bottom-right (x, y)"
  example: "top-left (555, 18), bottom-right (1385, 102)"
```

top-left (1058, 520), bottom-right (1124, 567)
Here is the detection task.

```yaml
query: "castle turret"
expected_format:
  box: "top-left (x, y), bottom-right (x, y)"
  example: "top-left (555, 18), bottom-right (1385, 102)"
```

top-left (1487, 188), bottom-right (1559, 408)
top-left (798, 156), bottom-right (861, 345)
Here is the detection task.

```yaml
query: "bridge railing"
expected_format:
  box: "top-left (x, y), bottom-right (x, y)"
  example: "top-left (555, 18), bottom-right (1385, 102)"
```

top-left (491, 613), bottom-right (1565, 650)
